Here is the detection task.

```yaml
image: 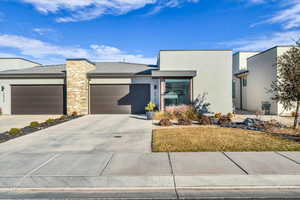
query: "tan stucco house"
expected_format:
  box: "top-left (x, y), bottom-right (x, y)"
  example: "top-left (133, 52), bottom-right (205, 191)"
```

top-left (0, 49), bottom-right (233, 115)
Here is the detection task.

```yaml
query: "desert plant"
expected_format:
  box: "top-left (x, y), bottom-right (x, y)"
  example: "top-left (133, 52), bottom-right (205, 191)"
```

top-left (29, 121), bottom-right (40, 128)
top-left (46, 118), bottom-right (56, 124)
top-left (178, 117), bottom-right (192, 126)
top-left (214, 113), bottom-right (222, 119)
top-left (193, 93), bottom-right (211, 114)
top-left (8, 128), bottom-right (21, 135)
top-left (59, 115), bottom-right (67, 120)
top-left (165, 105), bottom-right (190, 114)
top-left (218, 116), bottom-right (232, 125)
top-left (71, 111), bottom-right (78, 116)
top-left (184, 106), bottom-right (198, 121)
top-left (226, 113), bottom-right (234, 120)
top-left (159, 118), bottom-right (172, 126)
top-left (198, 115), bottom-right (212, 125)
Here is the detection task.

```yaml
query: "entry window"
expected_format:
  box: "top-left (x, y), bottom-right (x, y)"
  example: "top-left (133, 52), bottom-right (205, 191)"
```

top-left (164, 79), bottom-right (191, 106)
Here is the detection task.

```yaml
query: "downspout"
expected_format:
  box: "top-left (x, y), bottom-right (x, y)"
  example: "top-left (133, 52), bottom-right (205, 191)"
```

top-left (240, 78), bottom-right (243, 110)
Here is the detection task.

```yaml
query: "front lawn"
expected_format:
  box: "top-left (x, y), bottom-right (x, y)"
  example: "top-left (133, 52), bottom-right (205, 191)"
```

top-left (152, 127), bottom-right (300, 152)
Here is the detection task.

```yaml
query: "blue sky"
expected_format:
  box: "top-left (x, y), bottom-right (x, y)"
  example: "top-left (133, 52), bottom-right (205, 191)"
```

top-left (0, 0), bottom-right (299, 64)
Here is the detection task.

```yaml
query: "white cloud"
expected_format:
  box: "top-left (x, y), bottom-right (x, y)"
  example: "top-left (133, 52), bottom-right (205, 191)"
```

top-left (268, 0), bottom-right (300, 29)
top-left (20, 0), bottom-right (199, 22)
top-left (33, 28), bottom-right (55, 35)
top-left (0, 34), bottom-right (156, 64)
top-left (220, 31), bottom-right (300, 51)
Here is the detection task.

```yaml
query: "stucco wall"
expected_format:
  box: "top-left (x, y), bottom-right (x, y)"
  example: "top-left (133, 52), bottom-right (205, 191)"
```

top-left (159, 50), bottom-right (233, 114)
top-left (0, 58), bottom-right (39, 72)
top-left (247, 48), bottom-right (278, 114)
top-left (0, 78), bottom-right (64, 115)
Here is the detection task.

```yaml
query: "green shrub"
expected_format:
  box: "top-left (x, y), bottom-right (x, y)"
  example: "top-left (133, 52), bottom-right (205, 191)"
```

top-left (59, 115), bottom-right (67, 120)
top-left (46, 118), bottom-right (56, 124)
top-left (9, 128), bottom-right (21, 135)
top-left (29, 121), bottom-right (40, 128)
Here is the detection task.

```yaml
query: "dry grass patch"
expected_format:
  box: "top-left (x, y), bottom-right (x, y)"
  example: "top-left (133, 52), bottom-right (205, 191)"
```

top-left (152, 127), bottom-right (300, 152)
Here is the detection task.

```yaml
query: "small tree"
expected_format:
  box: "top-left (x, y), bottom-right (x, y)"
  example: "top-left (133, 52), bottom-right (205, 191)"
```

top-left (270, 42), bottom-right (300, 129)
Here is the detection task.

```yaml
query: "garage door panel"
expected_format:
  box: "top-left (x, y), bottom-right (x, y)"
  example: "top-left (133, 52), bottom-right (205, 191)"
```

top-left (90, 84), bottom-right (150, 114)
top-left (11, 85), bottom-right (65, 115)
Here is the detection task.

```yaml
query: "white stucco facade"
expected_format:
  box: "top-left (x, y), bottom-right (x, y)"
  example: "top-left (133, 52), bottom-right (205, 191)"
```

top-left (245, 46), bottom-right (294, 115)
top-left (0, 78), bottom-right (64, 114)
top-left (232, 52), bottom-right (259, 110)
top-left (159, 50), bottom-right (233, 114)
top-left (0, 58), bottom-right (39, 72)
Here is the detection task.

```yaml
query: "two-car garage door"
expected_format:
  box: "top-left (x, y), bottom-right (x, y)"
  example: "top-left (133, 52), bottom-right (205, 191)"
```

top-left (11, 85), bottom-right (65, 115)
top-left (10, 84), bottom-right (150, 115)
top-left (90, 84), bottom-right (150, 114)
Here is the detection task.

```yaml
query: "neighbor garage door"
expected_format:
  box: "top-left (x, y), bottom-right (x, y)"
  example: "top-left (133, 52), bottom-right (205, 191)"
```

top-left (11, 85), bottom-right (65, 114)
top-left (90, 84), bottom-right (150, 114)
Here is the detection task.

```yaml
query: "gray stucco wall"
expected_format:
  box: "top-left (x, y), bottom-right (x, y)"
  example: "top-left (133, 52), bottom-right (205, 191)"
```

top-left (0, 78), bottom-right (64, 115)
top-left (0, 58), bottom-right (39, 72)
top-left (247, 48), bottom-right (278, 114)
top-left (159, 50), bottom-right (233, 114)
top-left (246, 46), bottom-right (294, 115)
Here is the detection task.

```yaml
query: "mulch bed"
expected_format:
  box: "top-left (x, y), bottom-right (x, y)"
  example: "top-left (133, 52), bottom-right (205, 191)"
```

top-left (0, 115), bottom-right (82, 144)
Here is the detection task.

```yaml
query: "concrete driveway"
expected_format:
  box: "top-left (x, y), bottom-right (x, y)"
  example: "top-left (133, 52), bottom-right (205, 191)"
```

top-left (0, 115), bottom-right (152, 154)
top-left (0, 115), bottom-right (60, 133)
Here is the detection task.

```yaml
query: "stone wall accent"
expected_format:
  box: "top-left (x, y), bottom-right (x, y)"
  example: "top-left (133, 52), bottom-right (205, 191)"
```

top-left (66, 59), bottom-right (96, 115)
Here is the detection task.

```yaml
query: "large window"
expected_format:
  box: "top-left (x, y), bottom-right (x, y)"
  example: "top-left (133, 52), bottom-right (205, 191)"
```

top-left (164, 79), bottom-right (191, 106)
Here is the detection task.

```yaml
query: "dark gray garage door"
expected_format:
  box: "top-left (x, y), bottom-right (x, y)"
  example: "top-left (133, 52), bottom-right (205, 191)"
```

top-left (11, 85), bottom-right (65, 114)
top-left (90, 84), bottom-right (150, 114)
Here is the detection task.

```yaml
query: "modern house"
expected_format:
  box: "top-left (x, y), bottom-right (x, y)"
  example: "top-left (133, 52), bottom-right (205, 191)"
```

top-left (0, 50), bottom-right (232, 115)
top-left (0, 58), bottom-right (40, 72)
top-left (233, 46), bottom-right (294, 115)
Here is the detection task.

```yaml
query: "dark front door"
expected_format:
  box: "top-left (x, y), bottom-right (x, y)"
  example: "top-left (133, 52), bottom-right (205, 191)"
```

top-left (11, 85), bottom-right (65, 114)
top-left (90, 84), bottom-right (150, 114)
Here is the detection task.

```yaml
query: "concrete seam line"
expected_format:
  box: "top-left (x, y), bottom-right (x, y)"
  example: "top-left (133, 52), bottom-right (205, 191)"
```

top-left (167, 152), bottom-right (179, 200)
top-left (0, 187), bottom-right (176, 191)
top-left (14, 153), bottom-right (61, 188)
top-left (176, 186), bottom-right (300, 190)
top-left (99, 152), bottom-right (114, 176)
top-left (274, 152), bottom-right (300, 165)
top-left (222, 152), bottom-right (249, 175)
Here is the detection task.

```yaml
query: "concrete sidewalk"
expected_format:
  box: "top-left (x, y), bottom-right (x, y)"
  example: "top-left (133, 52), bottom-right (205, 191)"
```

top-left (0, 151), bottom-right (300, 199)
top-left (0, 151), bottom-right (299, 189)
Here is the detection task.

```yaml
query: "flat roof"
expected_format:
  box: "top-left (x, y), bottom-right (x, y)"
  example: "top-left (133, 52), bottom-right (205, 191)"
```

top-left (160, 49), bottom-right (232, 52)
top-left (247, 45), bottom-right (296, 60)
top-left (152, 70), bottom-right (197, 77)
top-left (0, 57), bottom-right (41, 65)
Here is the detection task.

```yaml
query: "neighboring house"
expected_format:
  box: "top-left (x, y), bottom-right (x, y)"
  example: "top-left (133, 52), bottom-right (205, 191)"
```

top-left (0, 58), bottom-right (40, 71)
top-left (0, 50), bottom-right (232, 115)
top-left (232, 52), bottom-right (259, 110)
top-left (233, 46), bottom-right (294, 116)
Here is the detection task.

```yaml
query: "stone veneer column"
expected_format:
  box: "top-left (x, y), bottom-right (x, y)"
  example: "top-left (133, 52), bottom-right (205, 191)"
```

top-left (160, 78), bottom-right (165, 111)
top-left (66, 59), bottom-right (96, 115)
